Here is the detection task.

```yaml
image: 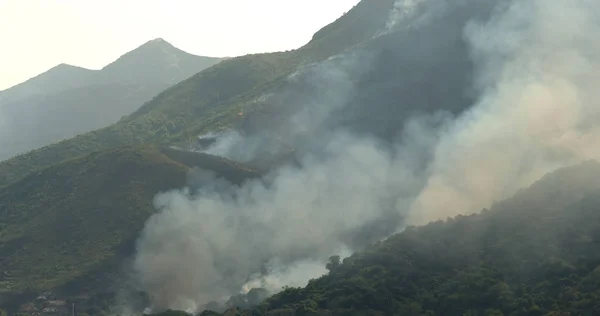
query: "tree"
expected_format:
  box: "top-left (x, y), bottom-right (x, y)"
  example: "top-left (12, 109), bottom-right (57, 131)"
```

top-left (326, 255), bottom-right (341, 272)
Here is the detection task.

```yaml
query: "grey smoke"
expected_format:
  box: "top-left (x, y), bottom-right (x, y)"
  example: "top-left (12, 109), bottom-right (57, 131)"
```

top-left (131, 0), bottom-right (600, 313)
top-left (384, 0), bottom-right (463, 33)
top-left (385, 0), bottom-right (433, 31)
top-left (133, 122), bottom-right (443, 312)
top-left (204, 51), bottom-right (375, 164)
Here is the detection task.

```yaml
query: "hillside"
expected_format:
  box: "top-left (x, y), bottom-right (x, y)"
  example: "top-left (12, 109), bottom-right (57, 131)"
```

top-left (0, 64), bottom-right (96, 105)
top-left (0, 84), bottom-right (168, 161)
top-left (0, 39), bottom-right (225, 161)
top-left (187, 161), bottom-right (600, 316)
top-left (2, 0), bottom-right (597, 315)
top-left (0, 145), bottom-right (259, 302)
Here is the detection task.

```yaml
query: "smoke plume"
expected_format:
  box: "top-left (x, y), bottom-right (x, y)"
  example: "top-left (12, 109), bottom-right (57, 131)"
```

top-left (133, 121), bottom-right (443, 312)
top-left (203, 51), bottom-right (375, 164)
top-left (408, 0), bottom-right (600, 225)
top-left (131, 0), bottom-right (600, 313)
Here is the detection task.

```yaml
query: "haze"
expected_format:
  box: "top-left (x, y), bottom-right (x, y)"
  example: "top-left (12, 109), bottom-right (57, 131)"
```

top-left (0, 0), bottom-right (359, 90)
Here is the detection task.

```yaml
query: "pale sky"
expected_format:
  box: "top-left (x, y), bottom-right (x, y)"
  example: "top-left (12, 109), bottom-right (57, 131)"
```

top-left (0, 0), bottom-right (360, 90)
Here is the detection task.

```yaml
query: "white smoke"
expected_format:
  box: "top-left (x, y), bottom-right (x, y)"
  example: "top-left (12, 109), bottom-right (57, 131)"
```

top-left (132, 122), bottom-right (442, 312)
top-left (131, 0), bottom-right (600, 313)
top-left (408, 0), bottom-right (600, 225)
top-left (386, 0), bottom-right (429, 30)
top-left (240, 246), bottom-right (352, 295)
top-left (203, 52), bottom-right (374, 164)
top-left (384, 0), bottom-right (461, 33)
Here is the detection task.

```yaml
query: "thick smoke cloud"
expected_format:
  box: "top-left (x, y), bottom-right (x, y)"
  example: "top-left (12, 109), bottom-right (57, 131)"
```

top-left (408, 0), bottom-right (600, 225)
top-left (131, 0), bottom-right (600, 313)
top-left (133, 121), bottom-right (444, 312)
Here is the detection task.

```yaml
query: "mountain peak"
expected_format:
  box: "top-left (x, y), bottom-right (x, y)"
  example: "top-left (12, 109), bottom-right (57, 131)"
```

top-left (48, 63), bottom-right (90, 73)
top-left (139, 37), bottom-right (176, 50)
top-left (54, 62), bottom-right (76, 68)
top-left (98, 38), bottom-right (224, 85)
top-left (101, 37), bottom-right (190, 71)
top-left (148, 37), bottom-right (168, 44)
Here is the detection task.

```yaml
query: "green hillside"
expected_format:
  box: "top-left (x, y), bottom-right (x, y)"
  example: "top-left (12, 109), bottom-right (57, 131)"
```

top-left (0, 84), bottom-right (169, 161)
top-left (0, 0), bottom-right (395, 188)
top-left (0, 145), bottom-right (260, 295)
top-left (178, 161), bottom-right (600, 316)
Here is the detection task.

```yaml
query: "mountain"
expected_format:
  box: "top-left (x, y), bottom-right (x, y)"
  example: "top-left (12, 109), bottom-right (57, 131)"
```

top-left (0, 0), bottom-right (405, 308)
top-left (0, 64), bottom-right (96, 105)
top-left (0, 0), bottom-right (458, 187)
top-left (0, 39), bottom-right (225, 161)
top-left (0, 0), bottom-right (505, 303)
top-left (0, 38), bottom-right (225, 104)
top-left (99, 38), bottom-right (225, 86)
top-left (185, 161), bottom-right (600, 316)
top-left (1, 0), bottom-right (598, 315)
top-left (0, 84), bottom-right (168, 161)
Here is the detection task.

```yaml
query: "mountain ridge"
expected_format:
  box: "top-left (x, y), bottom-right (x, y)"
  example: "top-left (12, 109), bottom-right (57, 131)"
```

top-left (0, 0), bottom-right (397, 187)
top-left (0, 38), bottom-right (226, 104)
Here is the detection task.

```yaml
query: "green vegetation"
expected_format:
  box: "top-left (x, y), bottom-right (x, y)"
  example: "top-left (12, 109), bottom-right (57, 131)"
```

top-left (0, 0), bottom-right (395, 188)
top-left (0, 145), bottom-right (259, 293)
top-left (162, 161), bottom-right (600, 316)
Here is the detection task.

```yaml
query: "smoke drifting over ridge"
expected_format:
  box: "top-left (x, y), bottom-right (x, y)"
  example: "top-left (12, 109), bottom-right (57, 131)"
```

top-left (408, 0), bottom-right (600, 225)
top-left (202, 51), bottom-right (376, 164)
top-left (132, 98), bottom-right (446, 312)
top-left (131, 0), bottom-right (600, 313)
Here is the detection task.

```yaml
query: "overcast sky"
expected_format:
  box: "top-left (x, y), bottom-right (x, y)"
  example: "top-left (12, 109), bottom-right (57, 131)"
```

top-left (0, 0), bottom-right (360, 90)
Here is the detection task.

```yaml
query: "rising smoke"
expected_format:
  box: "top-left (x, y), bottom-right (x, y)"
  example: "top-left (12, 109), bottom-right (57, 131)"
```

top-left (385, 0), bottom-right (452, 31)
top-left (131, 0), bottom-right (600, 313)
top-left (132, 122), bottom-right (444, 312)
top-left (203, 51), bottom-right (375, 165)
top-left (408, 0), bottom-right (600, 225)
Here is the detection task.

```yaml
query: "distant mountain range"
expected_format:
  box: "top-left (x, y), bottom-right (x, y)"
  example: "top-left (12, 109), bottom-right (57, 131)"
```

top-left (0, 38), bottom-right (226, 161)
